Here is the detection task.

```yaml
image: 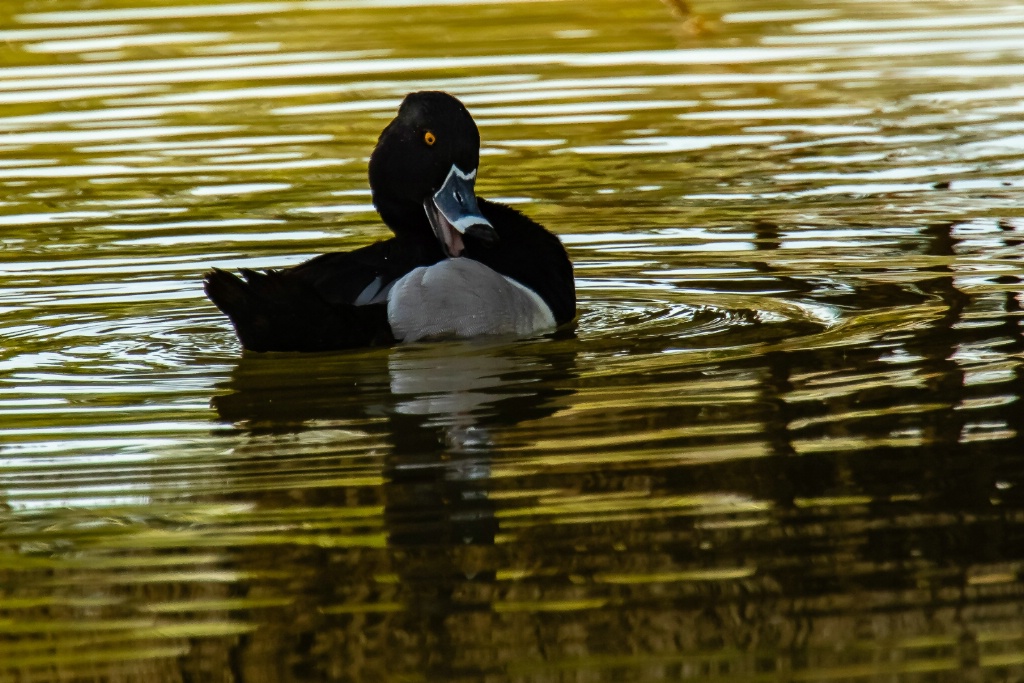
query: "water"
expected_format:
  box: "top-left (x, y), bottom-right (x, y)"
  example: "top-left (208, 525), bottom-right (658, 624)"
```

top-left (2, 0), bottom-right (1024, 680)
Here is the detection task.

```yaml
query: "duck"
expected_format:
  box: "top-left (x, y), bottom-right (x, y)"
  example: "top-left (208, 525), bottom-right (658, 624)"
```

top-left (204, 91), bottom-right (576, 353)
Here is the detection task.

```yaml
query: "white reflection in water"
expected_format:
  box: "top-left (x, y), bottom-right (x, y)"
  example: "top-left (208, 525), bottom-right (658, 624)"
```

top-left (0, 105), bottom-right (212, 127)
top-left (568, 134), bottom-right (785, 154)
top-left (492, 139), bottom-right (565, 148)
top-left (26, 32), bottom-right (230, 53)
top-left (389, 345), bottom-right (534, 420)
top-left (774, 134), bottom-right (945, 151)
top-left (904, 64), bottom-right (1024, 79)
top-left (130, 83), bottom-right (375, 105)
top-left (16, 2), bottom-right (295, 23)
top-left (476, 100), bottom-right (697, 117)
top-left (275, 87), bottom-right (649, 116)
top-left (160, 148), bottom-right (250, 157)
top-left (790, 151), bottom-right (887, 164)
top-left (680, 107), bottom-right (872, 121)
top-left (767, 26), bottom-right (1024, 46)
top-left (271, 98), bottom-right (408, 116)
top-left (0, 165), bottom-right (137, 179)
top-left (20, 281), bottom-right (195, 304)
top-left (0, 25), bottom-right (138, 41)
top-left (288, 204), bottom-right (376, 215)
top-left (75, 158), bottom-right (350, 175)
top-left (915, 85), bottom-right (1024, 103)
top-left (466, 72), bottom-right (883, 91)
top-left (479, 114), bottom-right (627, 126)
top-left (1, 254), bottom-right (296, 277)
top-left (842, 37), bottom-right (1024, 58)
top-left (198, 41), bottom-right (283, 54)
top-left (0, 50), bottom-right (375, 88)
top-left (190, 183), bottom-right (292, 196)
top-left (457, 87), bottom-right (643, 105)
top-left (960, 135), bottom-right (1024, 157)
top-left (712, 97), bottom-right (775, 107)
top-left (796, 11), bottom-right (1024, 32)
top-left (723, 9), bottom-right (838, 23)
top-left (17, 0), bottom-right (570, 24)
top-left (775, 183), bottom-right (939, 197)
top-left (0, 449), bottom-right (157, 464)
top-left (0, 49), bottom-right (844, 94)
top-left (776, 165), bottom-right (975, 181)
top-left (563, 228), bottom-right (748, 245)
top-left (0, 158), bottom-right (56, 167)
top-left (0, 210), bottom-right (112, 226)
top-left (105, 220), bottom-right (282, 233)
top-left (80, 134), bottom-right (333, 152)
top-left (114, 230), bottom-right (336, 247)
top-left (4, 494), bottom-right (152, 511)
top-left (123, 74), bottom-right (528, 105)
top-left (0, 125), bottom-right (238, 145)
top-left (206, 152), bottom-right (305, 163)
top-left (0, 86), bottom-right (160, 104)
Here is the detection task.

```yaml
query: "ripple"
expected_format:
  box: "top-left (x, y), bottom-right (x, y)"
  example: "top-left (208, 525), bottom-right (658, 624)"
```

top-left (577, 297), bottom-right (829, 346)
top-left (25, 31), bottom-right (230, 54)
top-left (2, 1), bottom-right (1024, 679)
top-left (16, 2), bottom-right (296, 23)
top-left (568, 134), bottom-right (785, 154)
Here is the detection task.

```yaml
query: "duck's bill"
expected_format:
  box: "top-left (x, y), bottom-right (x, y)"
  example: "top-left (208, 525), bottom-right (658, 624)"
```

top-left (424, 165), bottom-right (497, 257)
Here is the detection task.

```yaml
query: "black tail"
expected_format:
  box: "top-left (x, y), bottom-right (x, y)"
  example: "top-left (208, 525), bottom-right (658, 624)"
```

top-left (203, 268), bottom-right (393, 352)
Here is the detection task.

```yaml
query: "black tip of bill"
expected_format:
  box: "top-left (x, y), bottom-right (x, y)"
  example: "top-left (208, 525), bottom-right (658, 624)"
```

top-left (465, 222), bottom-right (498, 244)
top-left (426, 164), bottom-right (498, 256)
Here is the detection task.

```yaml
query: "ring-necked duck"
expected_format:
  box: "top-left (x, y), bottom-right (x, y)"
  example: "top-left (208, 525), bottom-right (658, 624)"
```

top-left (204, 91), bottom-right (575, 352)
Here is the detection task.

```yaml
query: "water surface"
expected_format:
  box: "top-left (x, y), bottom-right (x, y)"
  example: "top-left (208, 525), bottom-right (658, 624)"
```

top-left (2, 0), bottom-right (1024, 680)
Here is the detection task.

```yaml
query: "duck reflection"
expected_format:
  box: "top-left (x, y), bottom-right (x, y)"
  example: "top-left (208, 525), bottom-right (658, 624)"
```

top-left (209, 339), bottom-right (576, 679)
top-left (213, 339), bottom-right (575, 429)
top-left (384, 343), bottom-right (568, 548)
top-left (213, 338), bottom-right (576, 541)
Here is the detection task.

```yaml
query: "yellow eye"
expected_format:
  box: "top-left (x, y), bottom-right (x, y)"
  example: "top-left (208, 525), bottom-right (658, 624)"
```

top-left (424, 131), bottom-right (436, 146)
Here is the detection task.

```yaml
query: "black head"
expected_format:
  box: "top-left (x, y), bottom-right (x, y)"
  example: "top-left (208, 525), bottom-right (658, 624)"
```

top-left (369, 91), bottom-right (495, 256)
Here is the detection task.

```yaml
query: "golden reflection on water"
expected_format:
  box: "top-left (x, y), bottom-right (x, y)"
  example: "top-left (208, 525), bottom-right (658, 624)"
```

top-left (2, 0), bottom-right (1024, 680)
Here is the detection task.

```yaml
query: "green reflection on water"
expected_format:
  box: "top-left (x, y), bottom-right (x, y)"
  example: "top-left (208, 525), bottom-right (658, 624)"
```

top-left (2, 0), bottom-right (1024, 680)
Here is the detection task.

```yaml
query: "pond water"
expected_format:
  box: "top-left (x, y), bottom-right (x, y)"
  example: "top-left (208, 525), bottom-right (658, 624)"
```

top-left (2, 0), bottom-right (1024, 680)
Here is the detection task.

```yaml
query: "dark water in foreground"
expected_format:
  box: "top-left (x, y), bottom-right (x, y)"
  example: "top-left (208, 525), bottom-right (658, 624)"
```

top-left (2, 0), bottom-right (1024, 680)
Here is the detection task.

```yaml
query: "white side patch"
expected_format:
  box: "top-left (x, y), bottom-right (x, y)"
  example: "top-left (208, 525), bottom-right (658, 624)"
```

top-left (504, 275), bottom-right (556, 329)
top-left (387, 259), bottom-right (556, 342)
top-left (353, 276), bottom-right (394, 306)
